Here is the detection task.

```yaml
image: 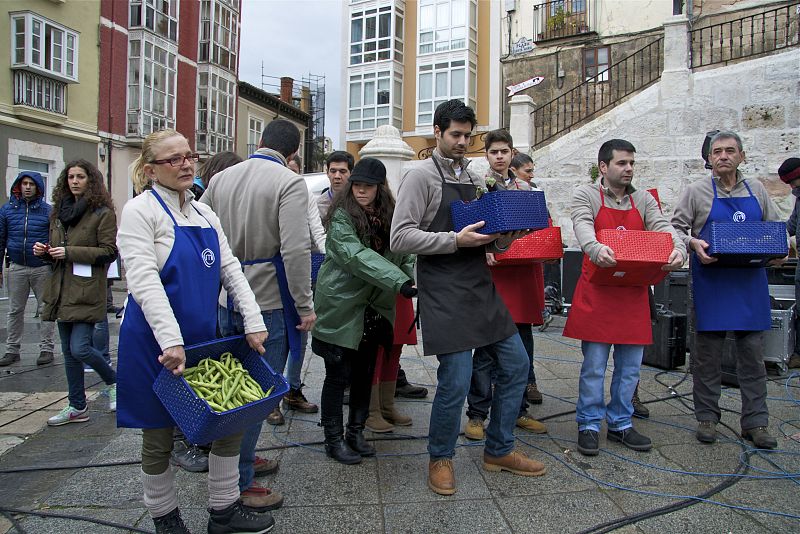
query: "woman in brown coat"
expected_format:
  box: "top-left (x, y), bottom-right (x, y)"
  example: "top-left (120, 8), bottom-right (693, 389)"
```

top-left (34, 159), bottom-right (118, 426)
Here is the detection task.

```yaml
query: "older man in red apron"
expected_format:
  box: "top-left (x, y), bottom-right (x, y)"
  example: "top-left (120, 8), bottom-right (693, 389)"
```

top-left (564, 139), bottom-right (685, 456)
top-left (672, 131), bottom-right (783, 449)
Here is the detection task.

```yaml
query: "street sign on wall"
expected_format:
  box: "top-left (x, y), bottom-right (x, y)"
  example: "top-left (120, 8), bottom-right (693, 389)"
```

top-left (507, 76), bottom-right (544, 97)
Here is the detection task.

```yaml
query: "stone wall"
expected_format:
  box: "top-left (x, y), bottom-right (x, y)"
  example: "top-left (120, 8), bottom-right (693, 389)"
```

top-left (524, 46), bottom-right (800, 246)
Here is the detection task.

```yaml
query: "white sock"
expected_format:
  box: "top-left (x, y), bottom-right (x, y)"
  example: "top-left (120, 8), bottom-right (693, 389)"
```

top-left (141, 467), bottom-right (178, 519)
top-left (208, 453), bottom-right (240, 511)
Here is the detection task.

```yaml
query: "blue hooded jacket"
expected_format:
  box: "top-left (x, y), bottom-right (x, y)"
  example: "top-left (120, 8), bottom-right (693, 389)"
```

top-left (0, 171), bottom-right (51, 268)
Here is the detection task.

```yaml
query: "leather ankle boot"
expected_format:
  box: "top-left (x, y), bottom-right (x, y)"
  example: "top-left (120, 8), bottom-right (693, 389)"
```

top-left (346, 396), bottom-right (376, 457)
top-left (322, 418), bottom-right (361, 465)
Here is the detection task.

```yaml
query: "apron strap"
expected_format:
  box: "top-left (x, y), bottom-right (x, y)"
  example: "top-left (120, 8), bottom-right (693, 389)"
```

top-left (227, 254), bottom-right (303, 362)
top-left (150, 189), bottom-right (178, 225)
top-left (249, 153), bottom-right (285, 166)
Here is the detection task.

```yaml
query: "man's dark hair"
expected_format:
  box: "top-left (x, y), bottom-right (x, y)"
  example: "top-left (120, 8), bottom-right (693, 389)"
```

top-left (510, 153), bottom-right (533, 169)
top-left (598, 139), bottom-right (636, 165)
top-left (326, 150), bottom-right (355, 171)
top-left (484, 129), bottom-right (513, 151)
top-left (433, 99), bottom-right (476, 133)
top-left (259, 119), bottom-right (301, 158)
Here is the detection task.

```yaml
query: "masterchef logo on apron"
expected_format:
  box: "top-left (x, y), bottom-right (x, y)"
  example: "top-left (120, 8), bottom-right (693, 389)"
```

top-left (732, 210), bottom-right (746, 222)
top-left (202, 248), bottom-right (216, 267)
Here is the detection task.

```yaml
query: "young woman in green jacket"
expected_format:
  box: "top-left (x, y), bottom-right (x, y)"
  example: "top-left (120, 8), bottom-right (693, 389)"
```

top-left (311, 157), bottom-right (417, 465)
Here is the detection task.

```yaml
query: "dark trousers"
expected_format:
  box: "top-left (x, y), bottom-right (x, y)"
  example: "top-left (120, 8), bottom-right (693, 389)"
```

top-left (466, 324), bottom-right (531, 421)
top-left (692, 330), bottom-right (769, 430)
top-left (320, 343), bottom-right (378, 427)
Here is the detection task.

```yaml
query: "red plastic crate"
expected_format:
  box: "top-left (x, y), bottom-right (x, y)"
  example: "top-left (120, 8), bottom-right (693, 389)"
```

top-left (586, 229), bottom-right (673, 286)
top-left (495, 227), bottom-right (564, 265)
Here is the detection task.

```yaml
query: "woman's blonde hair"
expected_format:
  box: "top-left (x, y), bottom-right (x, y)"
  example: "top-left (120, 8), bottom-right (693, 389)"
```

top-left (131, 129), bottom-right (187, 193)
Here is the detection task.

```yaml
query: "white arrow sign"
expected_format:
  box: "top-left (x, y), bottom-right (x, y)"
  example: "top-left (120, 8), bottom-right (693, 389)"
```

top-left (507, 76), bottom-right (544, 97)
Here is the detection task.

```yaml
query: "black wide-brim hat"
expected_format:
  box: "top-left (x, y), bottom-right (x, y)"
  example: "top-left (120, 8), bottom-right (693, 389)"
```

top-left (349, 157), bottom-right (386, 185)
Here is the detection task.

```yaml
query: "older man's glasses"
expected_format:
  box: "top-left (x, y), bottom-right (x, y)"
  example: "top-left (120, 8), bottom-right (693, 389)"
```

top-left (151, 154), bottom-right (200, 167)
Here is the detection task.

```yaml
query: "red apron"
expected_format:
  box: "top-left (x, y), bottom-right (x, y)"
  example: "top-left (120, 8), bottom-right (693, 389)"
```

top-left (563, 187), bottom-right (652, 344)
top-left (490, 263), bottom-right (544, 325)
top-left (392, 293), bottom-right (417, 345)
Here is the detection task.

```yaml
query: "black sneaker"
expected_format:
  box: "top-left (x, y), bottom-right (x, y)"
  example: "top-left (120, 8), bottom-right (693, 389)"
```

top-left (171, 440), bottom-right (209, 472)
top-left (208, 500), bottom-right (275, 534)
top-left (577, 429), bottom-right (599, 456)
top-left (153, 508), bottom-right (190, 534)
top-left (607, 428), bottom-right (652, 451)
top-left (742, 427), bottom-right (778, 449)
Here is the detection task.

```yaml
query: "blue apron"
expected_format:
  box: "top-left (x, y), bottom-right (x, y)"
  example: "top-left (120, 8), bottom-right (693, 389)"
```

top-left (691, 178), bottom-right (771, 332)
top-left (224, 152), bottom-right (304, 362)
top-left (117, 189), bottom-right (221, 428)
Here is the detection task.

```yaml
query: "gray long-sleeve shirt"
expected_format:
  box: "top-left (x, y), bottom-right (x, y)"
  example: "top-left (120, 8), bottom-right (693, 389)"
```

top-left (200, 147), bottom-right (313, 316)
top-left (572, 181), bottom-right (686, 264)
top-left (391, 151), bottom-right (484, 255)
top-left (671, 172), bottom-right (782, 247)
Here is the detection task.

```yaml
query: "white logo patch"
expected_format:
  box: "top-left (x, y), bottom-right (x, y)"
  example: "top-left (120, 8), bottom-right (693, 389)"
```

top-left (616, 225), bottom-right (627, 231)
top-left (732, 211), bottom-right (746, 222)
top-left (201, 248), bottom-right (216, 268)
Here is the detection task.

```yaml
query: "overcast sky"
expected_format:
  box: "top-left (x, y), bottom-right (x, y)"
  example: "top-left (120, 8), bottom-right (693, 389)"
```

top-left (239, 0), bottom-right (344, 148)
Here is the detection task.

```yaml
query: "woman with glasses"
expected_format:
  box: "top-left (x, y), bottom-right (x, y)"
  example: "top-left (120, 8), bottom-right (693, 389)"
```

top-left (116, 129), bottom-right (272, 534)
top-left (34, 160), bottom-right (118, 426)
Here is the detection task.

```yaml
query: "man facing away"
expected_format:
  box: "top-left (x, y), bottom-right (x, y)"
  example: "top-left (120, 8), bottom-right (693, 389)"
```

top-left (0, 171), bottom-right (55, 366)
top-left (201, 119), bottom-right (316, 511)
top-left (563, 139), bottom-right (685, 456)
top-left (671, 130), bottom-right (782, 449)
top-left (391, 99), bottom-right (547, 496)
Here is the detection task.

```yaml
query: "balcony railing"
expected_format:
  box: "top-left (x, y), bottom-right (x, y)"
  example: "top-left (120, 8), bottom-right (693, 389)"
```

top-left (13, 70), bottom-right (67, 115)
top-left (690, 1), bottom-right (800, 69)
top-left (533, 0), bottom-right (594, 43)
top-left (534, 38), bottom-right (663, 148)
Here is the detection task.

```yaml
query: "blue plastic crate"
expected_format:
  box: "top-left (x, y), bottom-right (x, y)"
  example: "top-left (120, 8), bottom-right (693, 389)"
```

top-left (450, 190), bottom-right (549, 234)
top-left (700, 221), bottom-right (787, 267)
top-left (153, 335), bottom-right (289, 445)
top-left (311, 253), bottom-right (325, 282)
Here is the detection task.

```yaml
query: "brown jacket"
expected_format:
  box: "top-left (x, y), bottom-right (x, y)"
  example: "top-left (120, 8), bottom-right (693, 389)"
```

top-left (42, 207), bottom-right (118, 323)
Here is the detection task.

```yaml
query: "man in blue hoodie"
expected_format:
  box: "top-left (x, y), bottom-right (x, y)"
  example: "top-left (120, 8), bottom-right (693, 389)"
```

top-left (0, 171), bottom-right (55, 365)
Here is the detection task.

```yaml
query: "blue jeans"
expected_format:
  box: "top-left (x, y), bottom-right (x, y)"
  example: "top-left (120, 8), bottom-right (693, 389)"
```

top-left (84, 318), bottom-right (112, 371)
top-left (466, 345), bottom-right (528, 420)
top-left (285, 331), bottom-right (307, 390)
top-left (428, 333), bottom-right (528, 459)
top-left (218, 306), bottom-right (287, 492)
top-left (59, 321), bottom-right (116, 410)
top-left (576, 342), bottom-right (643, 432)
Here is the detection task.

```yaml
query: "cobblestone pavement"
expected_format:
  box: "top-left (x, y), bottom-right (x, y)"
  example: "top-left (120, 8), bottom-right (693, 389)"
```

top-left (0, 288), bottom-right (798, 533)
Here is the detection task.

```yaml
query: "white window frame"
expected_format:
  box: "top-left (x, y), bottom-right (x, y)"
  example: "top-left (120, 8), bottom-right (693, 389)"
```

top-left (10, 12), bottom-right (79, 83)
top-left (197, 67), bottom-right (237, 154)
top-left (248, 116), bottom-right (263, 153)
top-left (126, 33), bottom-right (177, 137)
top-left (129, 0), bottom-right (179, 42)
top-left (416, 59), bottom-right (470, 126)
top-left (349, 4), bottom-right (395, 65)
top-left (199, 0), bottom-right (240, 73)
top-left (348, 69), bottom-right (398, 132)
top-left (418, 0), bottom-right (472, 55)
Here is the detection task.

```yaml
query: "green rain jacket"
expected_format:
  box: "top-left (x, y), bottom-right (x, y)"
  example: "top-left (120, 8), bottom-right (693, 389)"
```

top-left (312, 208), bottom-right (415, 351)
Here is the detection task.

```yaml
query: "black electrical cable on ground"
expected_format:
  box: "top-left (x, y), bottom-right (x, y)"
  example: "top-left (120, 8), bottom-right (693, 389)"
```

top-left (0, 374), bottom-right (790, 533)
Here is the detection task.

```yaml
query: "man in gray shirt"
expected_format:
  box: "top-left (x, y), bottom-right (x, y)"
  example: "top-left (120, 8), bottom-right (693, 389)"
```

top-left (391, 100), bottom-right (547, 496)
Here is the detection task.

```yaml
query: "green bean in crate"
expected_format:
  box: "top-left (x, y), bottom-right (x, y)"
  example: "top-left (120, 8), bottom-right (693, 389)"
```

top-left (183, 352), bottom-right (275, 412)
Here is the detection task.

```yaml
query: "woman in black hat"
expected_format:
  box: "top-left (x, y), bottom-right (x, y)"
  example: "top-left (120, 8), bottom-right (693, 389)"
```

top-left (311, 157), bottom-right (417, 464)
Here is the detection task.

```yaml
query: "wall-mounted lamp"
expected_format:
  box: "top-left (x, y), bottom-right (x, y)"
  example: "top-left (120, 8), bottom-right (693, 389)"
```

top-left (99, 144), bottom-right (106, 162)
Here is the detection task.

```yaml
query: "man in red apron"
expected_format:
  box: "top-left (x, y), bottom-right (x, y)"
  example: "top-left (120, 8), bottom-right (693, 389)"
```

top-left (464, 129), bottom-right (547, 441)
top-left (672, 131), bottom-right (783, 449)
top-left (391, 100), bottom-right (547, 496)
top-left (564, 139), bottom-right (685, 456)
